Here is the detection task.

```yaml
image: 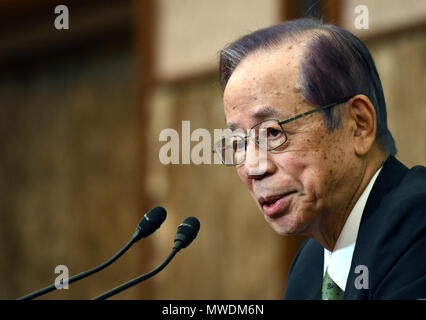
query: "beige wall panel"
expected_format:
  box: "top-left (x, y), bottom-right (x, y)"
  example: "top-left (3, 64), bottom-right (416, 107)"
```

top-left (156, 0), bottom-right (281, 79)
top-left (146, 79), bottom-right (292, 299)
top-left (341, 0), bottom-right (426, 36)
top-left (366, 28), bottom-right (426, 167)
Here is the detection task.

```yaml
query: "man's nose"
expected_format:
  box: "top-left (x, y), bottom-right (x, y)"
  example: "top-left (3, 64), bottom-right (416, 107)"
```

top-left (244, 139), bottom-right (273, 179)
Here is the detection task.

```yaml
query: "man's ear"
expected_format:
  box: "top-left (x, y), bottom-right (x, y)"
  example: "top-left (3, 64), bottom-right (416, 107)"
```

top-left (348, 94), bottom-right (377, 156)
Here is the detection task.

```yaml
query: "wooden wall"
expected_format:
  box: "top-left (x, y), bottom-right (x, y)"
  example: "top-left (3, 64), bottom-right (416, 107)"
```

top-left (366, 26), bottom-right (426, 168)
top-left (0, 0), bottom-right (154, 299)
top-left (0, 46), bottom-right (150, 299)
top-left (144, 78), bottom-right (299, 299)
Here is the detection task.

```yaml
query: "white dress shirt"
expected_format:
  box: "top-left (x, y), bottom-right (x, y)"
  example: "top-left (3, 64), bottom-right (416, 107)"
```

top-left (323, 166), bottom-right (383, 291)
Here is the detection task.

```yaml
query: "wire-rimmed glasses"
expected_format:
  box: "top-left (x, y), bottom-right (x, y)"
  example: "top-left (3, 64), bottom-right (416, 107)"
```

top-left (213, 101), bottom-right (345, 166)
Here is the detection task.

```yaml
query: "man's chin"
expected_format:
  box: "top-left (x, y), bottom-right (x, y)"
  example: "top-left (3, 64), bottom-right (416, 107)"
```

top-left (272, 226), bottom-right (299, 237)
top-left (266, 215), bottom-right (305, 237)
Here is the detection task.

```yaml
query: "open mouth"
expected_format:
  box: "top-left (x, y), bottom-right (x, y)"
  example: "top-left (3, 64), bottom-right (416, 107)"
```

top-left (258, 192), bottom-right (296, 217)
top-left (259, 195), bottom-right (284, 207)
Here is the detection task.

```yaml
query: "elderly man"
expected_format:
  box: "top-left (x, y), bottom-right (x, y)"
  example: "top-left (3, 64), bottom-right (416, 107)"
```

top-left (214, 18), bottom-right (426, 299)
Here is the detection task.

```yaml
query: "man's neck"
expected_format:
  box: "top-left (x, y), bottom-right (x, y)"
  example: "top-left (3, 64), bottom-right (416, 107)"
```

top-left (314, 149), bottom-right (387, 251)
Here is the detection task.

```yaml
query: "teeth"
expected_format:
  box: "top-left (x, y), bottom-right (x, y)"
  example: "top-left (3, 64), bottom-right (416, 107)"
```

top-left (266, 197), bottom-right (280, 206)
top-left (260, 196), bottom-right (284, 206)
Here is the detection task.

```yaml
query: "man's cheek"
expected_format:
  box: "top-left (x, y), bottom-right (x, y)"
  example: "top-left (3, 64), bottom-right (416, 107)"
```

top-left (275, 155), bottom-right (308, 179)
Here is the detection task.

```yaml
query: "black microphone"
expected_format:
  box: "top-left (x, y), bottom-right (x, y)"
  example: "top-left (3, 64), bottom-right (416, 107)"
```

top-left (17, 206), bottom-right (167, 300)
top-left (172, 216), bottom-right (200, 251)
top-left (134, 206), bottom-right (167, 240)
top-left (92, 216), bottom-right (200, 300)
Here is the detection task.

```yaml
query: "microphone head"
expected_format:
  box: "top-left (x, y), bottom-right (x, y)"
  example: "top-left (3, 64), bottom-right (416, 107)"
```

top-left (173, 216), bottom-right (200, 251)
top-left (135, 206), bottom-right (167, 241)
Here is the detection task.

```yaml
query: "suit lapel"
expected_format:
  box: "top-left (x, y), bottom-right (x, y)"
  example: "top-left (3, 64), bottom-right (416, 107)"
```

top-left (344, 157), bottom-right (408, 299)
top-left (284, 238), bottom-right (323, 299)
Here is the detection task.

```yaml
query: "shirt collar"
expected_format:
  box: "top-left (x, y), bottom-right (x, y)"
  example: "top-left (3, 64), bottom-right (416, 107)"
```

top-left (323, 166), bottom-right (383, 291)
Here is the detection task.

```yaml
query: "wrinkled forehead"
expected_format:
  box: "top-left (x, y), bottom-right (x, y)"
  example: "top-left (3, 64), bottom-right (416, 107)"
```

top-left (223, 43), bottom-right (307, 128)
top-left (225, 44), bottom-right (303, 92)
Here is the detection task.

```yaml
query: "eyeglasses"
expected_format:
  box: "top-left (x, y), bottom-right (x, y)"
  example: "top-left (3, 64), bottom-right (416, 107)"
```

top-left (213, 101), bottom-right (344, 166)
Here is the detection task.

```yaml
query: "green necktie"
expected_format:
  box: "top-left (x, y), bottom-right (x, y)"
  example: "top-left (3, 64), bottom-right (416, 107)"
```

top-left (322, 268), bottom-right (344, 300)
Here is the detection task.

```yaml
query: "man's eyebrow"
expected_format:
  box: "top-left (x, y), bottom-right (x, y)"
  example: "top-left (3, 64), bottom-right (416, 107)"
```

top-left (252, 106), bottom-right (282, 119)
top-left (226, 106), bottom-right (290, 130)
top-left (252, 106), bottom-right (291, 120)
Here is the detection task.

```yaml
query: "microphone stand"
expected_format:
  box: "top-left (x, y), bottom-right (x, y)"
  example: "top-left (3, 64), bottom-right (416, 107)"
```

top-left (17, 234), bottom-right (138, 300)
top-left (92, 216), bottom-right (200, 300)
top-left (92, 248), bottom-right (179, 300)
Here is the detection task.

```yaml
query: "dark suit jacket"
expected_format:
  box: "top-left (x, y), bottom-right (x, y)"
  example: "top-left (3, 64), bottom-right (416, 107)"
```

top-left (284, 156), bottom-right (426, 299)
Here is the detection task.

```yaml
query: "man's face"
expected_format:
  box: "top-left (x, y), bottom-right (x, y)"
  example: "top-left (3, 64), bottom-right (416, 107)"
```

top-left (223, 45), bottom-right (359, 237)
